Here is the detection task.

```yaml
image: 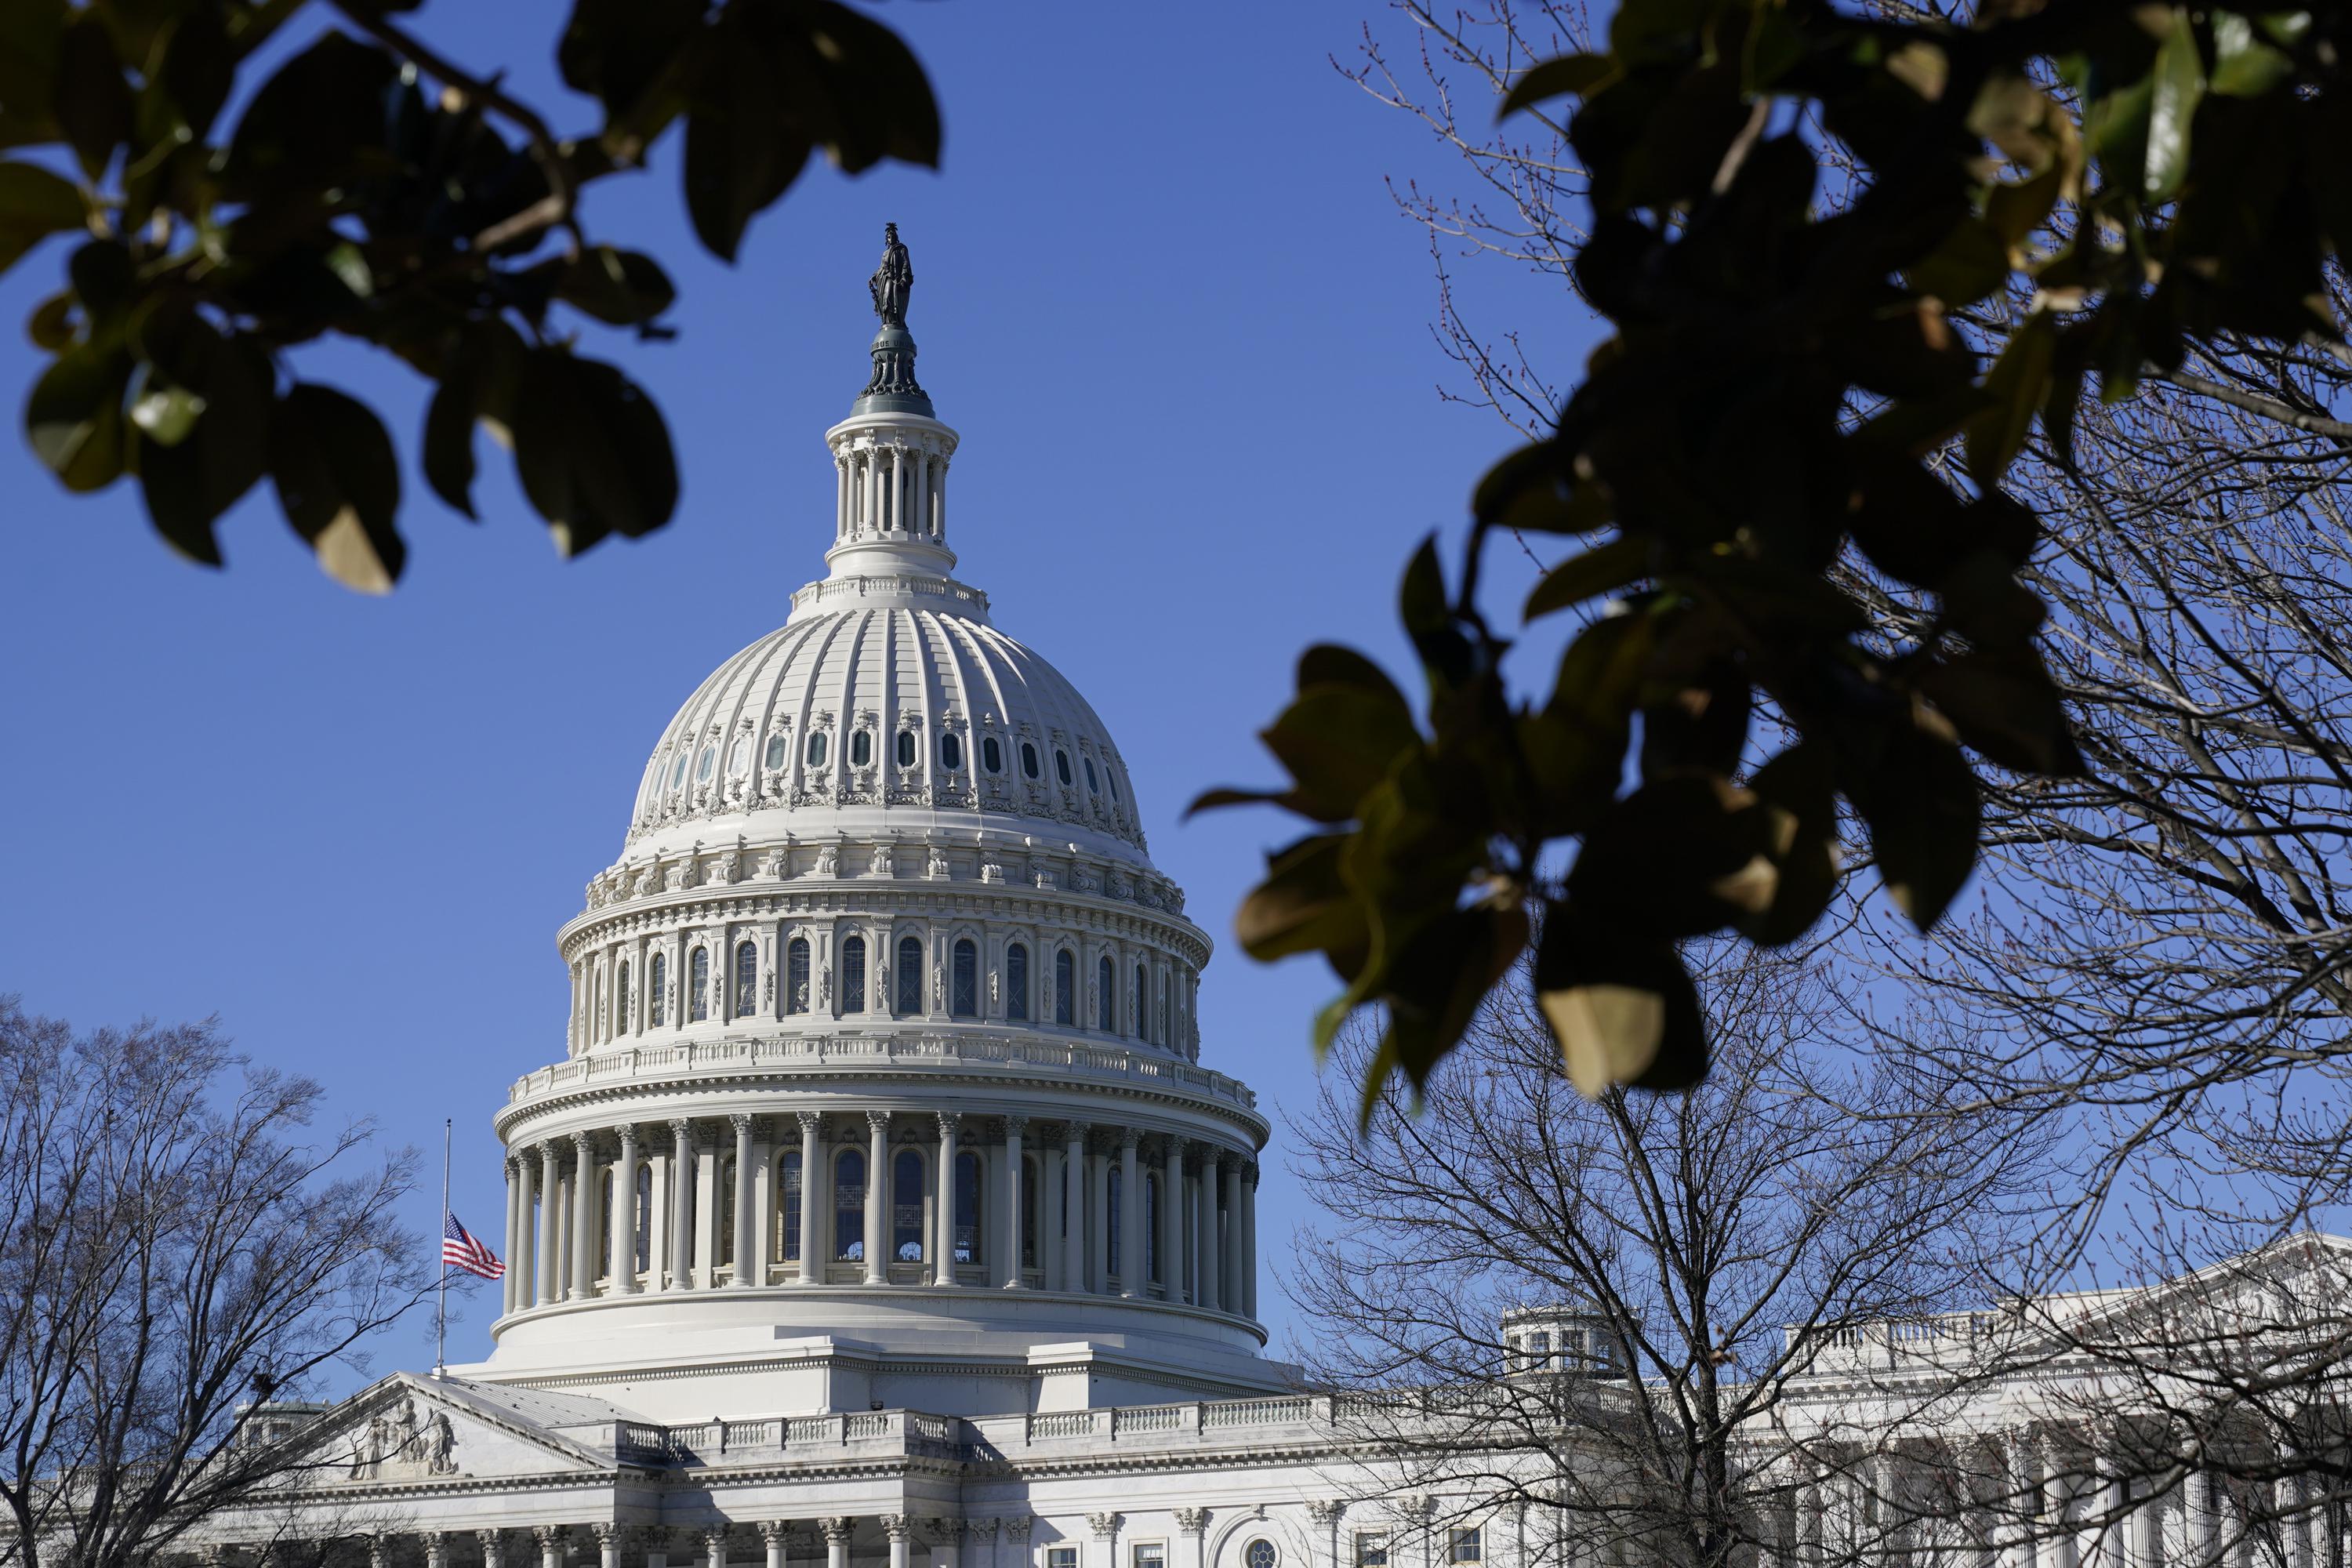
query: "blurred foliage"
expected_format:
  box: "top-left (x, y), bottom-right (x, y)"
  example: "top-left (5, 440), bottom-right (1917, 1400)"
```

top-left (1204, 0), bottom-right (2352, 1113)
top-left (0, 0), bottom-right (939, 590)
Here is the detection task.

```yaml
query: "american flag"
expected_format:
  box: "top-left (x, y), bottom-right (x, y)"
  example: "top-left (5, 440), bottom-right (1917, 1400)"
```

top-left (441, 1212), bottom-right (504, 1279)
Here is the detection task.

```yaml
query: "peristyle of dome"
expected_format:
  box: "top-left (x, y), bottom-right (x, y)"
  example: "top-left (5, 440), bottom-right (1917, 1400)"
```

top-left (474, 236), bottom-right (1274, 1425)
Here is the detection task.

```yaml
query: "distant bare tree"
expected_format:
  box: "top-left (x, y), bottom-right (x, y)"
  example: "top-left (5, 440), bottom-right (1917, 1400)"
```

top-left (1285, 946), bottom-right (2055, 1568)
top-left (0, 996), bottom-right (429, 1568)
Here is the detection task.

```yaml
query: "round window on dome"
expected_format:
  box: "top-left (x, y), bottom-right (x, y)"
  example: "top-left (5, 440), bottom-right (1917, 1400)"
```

top-left (807, 731), bottom-right (829, 768)
top-left (895, 729), bottom-right (916, 768)
top-left (695, 746), bottom-right (716, 783)
top-left (1055, 750), bottom-right (1073, 787)
top-left (727, 738), bottom-right (750, 776)
top-left (1083, 757), bottom-right (1100, 793)
top-left (1022, 741), bottom-right (1040, 780)
top-left (764, 734), bottom-right (788, 771)
top-left (982, 735), bottom-right (1003, 774)
top-left (940, 732), bottom-right (964, 771)
top-left (851, 731), bottom-right (873, 768)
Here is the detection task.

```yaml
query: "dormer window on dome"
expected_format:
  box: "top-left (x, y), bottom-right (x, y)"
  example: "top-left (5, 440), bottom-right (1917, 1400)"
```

top-left (806, 731), bottom-right (829, 768)
top-left (941, 733), bottom-right (964, 771)
top-left (850, 731), bottom-right (873, 768)
top-left (982, 735), bottom-right (1001, 773)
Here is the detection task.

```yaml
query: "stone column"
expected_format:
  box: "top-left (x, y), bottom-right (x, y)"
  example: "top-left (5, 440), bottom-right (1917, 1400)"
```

top-left (935, 1112), bottom-right (963, 1286)
top-left (864, 1109), bottom-right (891, 1283)
top-left (1062, 1121), bottom-right (1088, 1290)
top-left (1240, 1160), bottom-right (1259, 1317)
top-left (669, 1118), bottom-right (695, 1290)
top-left (2044, 1435), bottom-right (2079, 1568)
top-left (500, 1156), bottom-right (521, 1316)
top-left (927, 1520), bottom-right (965, 1568)
top-left (970, 1519), bottom-right (1000, 1568)
top-left (534, 1142), bottom-right (561, 1306)
top-left (570, 1132), bottom-right (597, 1299)
top-left (536, 1527), bottom-right (565, 1568)
top-left (1158, 1138), bottom-right (1182, 1298)
top-left (479, 1532), bottom-right (506, 1568)
top-left (1308, 1502), bottom-right (1346, 1568)
top-left (1087, 1136), bottom-right (1111, 1294)
top-left (1004, 1116), bottom-right (1029, 1287)
top-left (1089, 1515), bottom-right (1122, 1568)
top-left (2187, 1468), bottom-right (2220, 1568)
top-left (824, 1521), bottom-right (855, 1568)
top-left (368, 1535), bottom-right (390, 1568)
top-left (612, 1123), bottom-right (641, 1293)
top-left (1006, 1519), bottom-right (1034, 1568)
top-left (761, 1524), bottom-right (789, 1568)
top-left (796, 1111), bottom-right (823, 1282)
top-left (2001, 1432), bottom-right (2038, 1568)
top-left (650, 1533), bottom-right (671, 1568)
top-left (890, 445), bottom-right (906, 530)
top-left (916, 448), bottom-right (931, 535)
top-left (884, 1517), bottom-right (914, 1568)
top-left (1196, 1147), bottom-right (1221, 1312)
top-left (1117, 1130), bottom-right (1143, 1296)
top-left (1221, 1157), bottom-right (1244, 1313)
top-left (707, 1528), bottom-right (731, 1568)
top-left (597, 1526), bottom-right (629, 1568)
top-left (731, 1113), bottom-right (757, 1286)
top-left (424, 1534), bottom-right (450, 1568)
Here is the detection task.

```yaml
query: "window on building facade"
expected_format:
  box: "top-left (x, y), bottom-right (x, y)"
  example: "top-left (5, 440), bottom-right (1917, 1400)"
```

top-left (717, 1158), bottom-right (736, 1266)
top-left (599, 1167), bottom-right (615, 1278)
top-left (1450, 1530), bottom-right (1482, 1565)
top-left (786, 938), bottom-right (810, 1014)
top-left (843, 936), bottom-right (867, 1012)
top-left (895, 935), bottom-right (923, 1015)
top-left (1106, 768), bottom-right (1119, 802)
top-left (1049, 1551), bottom-right (1078, 1568)
top-left (806, 731), bottom-right (829, 768)
top-left (1055, 749), bottom-right (1073, 786)
top-left (1054, 949), bottom-right (1075, 1024)
top-left (1246, 1542), bottom-right (1278, 1568)
top-left (1022, 741), bottom-right (1040, 779)
top-left (695, 745), bottom-right (716, 782)
top-left (735, 941), bottom-right (757, 1017)
top-left (615, 960), bottom-right (631, 1034)
top-left (1096, 955), bottom-right (1115, 1032)
top-left (951, 938), bottom-right (978, 1018)
top-left (850, 730), bottom-right (873, 768)
top-left (1134, 1546), bottom-right (1166, 1568)
top-left (765, 733), bottom-right (788, 770)
top-left (1144, 1172), bottom-right (1159, 1283)
top-left (1084, 756), bottom-right (1100, 793)
top-left (940, 732), bottom-right (963, 771)
top-left (1107, 1164), bottom-right (1123, 1278)
top-left (779, 1151), bottom-right (802, 1262)
top-left (669, 752), bottom-right (689, 789)
top-left (1134, 963), bottom-right (1149, 1041)
top-left (954, 1149), bottom-right (982, 1263)
top-left (895, 729), bottom-right (916, 768)
top-left (982, 735), bottom-right (1002, 773)
top-left (728, 737), bottom-right (750, 775)
top-left (1355, 1536), bottom-right (1388, 1568)
top-left (633, 1162), bottom-right (652, 1272)
top-left (689, 949), bottom-right (709, 1022)
top-left (834, 1149), bottom-right (865, 1261)
top-left (892, 1149), bottom-right (925, 1262)
top-left (650, 953), bottom-right (667, 1026)
top-left (1160, 973), bottom-right (1171, 1045)
top-left (1021, 1154), bottom-right (1040, 1268)
top-left (1007, 942), bottom-right (1030, 1022)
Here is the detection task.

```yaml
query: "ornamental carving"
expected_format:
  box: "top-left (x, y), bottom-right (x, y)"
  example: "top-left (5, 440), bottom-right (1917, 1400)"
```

top-left (869, 843), bottom-right (895, 877)
top-left (663, 862), bottom-right (691, 892)
top-left (925, 844), bottom-right (950, 879)
top-left (816, 843), bottom-right (842, 877)
top-left (760, 846), bottom-right (789, 880)
top-left (345, 1393), bottom-right (459, 1482)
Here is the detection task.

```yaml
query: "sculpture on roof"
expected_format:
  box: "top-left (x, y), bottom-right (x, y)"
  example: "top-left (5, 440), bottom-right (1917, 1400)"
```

top-left (869, 223), bottom-right (913, 328)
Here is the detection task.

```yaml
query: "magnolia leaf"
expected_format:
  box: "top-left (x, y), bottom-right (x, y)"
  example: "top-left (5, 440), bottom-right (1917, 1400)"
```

top-left (2146, 8), bottom-right (2206, 203)
top-left (1501, 53), bottom-right (1617, 118)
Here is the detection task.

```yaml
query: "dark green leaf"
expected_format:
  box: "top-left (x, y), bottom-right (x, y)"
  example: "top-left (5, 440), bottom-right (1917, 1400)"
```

top-left (1259, 687), bottom-right (1424, 823)
top-left (1918, 643), bottom-right (2085, 776)
top-left (557, 246), bottom-right (677, 327)
top-left (2209, 13), bottom-right (2290, 98)
top-left (560, 0), bottom-right (705, 120)
top-left (1566, 772), bottom-right (1777, 940)
top-left (1524, 535), bottom-right (1650, 619)
top-left (1233, 833), bottom-right (1367, 964)
top-left (682, 27), bottom-right (810, 263)
top-left (53, 13), bottom-right (129, 182)
top-left (0, 161), bottom-right (84, 278)
top-left (26, 289), bottom-right (74, 350)
top-left (1362, 898), bottom-right (1530, 1122)
top-left (510, 349), bottom-right (679, 554)
top-left (1500, 53), bottom-right (1617, 118)
top-left (1838, 700), bottom-right (1981, 929)
top-left (1906, 219), bottom-right (2011, 307)
top-left (26, 339), bottom-right (129, 492)
top-left (1737, 742), bottom-right (1839, 946)
top-left (1534, 899), bottom-right (1707, 1097)
top-left (267, 383), bottom-right (404, 593)
top-left (134, 328), bottom-right (269, 564)
top-left (1963, 308), bottom-right (2056, 485)
top-left (0, 2), bottom-right (66, 147)
top-left (2144, 8), bottom-right (2205, 203)
top-left (220, 33), bottom-right (399, 201)
top-left (158, 1), bottom-right (234, 140)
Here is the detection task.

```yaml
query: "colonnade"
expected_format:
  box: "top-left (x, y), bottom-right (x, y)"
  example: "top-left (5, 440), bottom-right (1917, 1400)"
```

top-left (499, 1110), bottom-right (1259, 1320)
top-left (207, 1515), bottom-right (1034, 1568)
top-left (835, 435), bottom-right (946, 542)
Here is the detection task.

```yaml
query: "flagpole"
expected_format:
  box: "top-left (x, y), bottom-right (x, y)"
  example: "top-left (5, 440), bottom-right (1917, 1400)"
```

top-left (436, 1116), bottom-right (450, 1379)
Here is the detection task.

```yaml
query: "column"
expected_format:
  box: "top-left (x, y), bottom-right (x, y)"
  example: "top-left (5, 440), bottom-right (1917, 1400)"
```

top-left (798, 1111), bottom-right (823, 1283)
top-left (695, 1129), bottom-right (720, 1286)
top-left (2045, 1435), bottom-right (2078, 1568)
top-left (927, 1521), bottom-right (964, 1568)
top-left (864, 447), bottom-right (879, 532)
top-left (1240, 1160), bottom-right (1259, 1317)
top-left (763, 1523), bottom-right (789, 1568)
top-left (537, 1528), bottom-right (565, 1568)
top-left (865, 1109), bottom-right (891, 1284)
top-left (425, 1534), bottom-right (450, 1568)
top-left (1090, 1516), bottom-right (1121, 1568)
top-left (835, 454), bottom-right (849, 538)
top-left (612, 1123), bottom-right (641, 1294)
top-left (480, 1534), bottom-right (506, 1568)
top-left (534, 1142), bottom-right (560, 1306)
top-left (651, 1533), bottom-right (671, 1568)
top-left (1118, 1130), bottom-right (1143, 1298)
top-left (889, 445), bottom-right (906, 531)
top-left (1221, 1156), bottom-right (1244, 1312)
top-left (2002, 1432), bottom-right (2038, 1568)
top-left (731, 1113), bottom-right (757, 1287)
top-left (915, 448), bottom-right (931, 535)
top-left (1308, 1503), bottom-right (1345, 1568)
top-left (570, 1133), bottom-right (597, 1299)
top-left (1087, 1136), bottom-right (1110, 1294)
top-left (1004, 1115), bottom-right (1029, 1288)
top-left (1196, 1148), bottom-right (1222, 1312)
top-left (670, 1118), bottom-right (695, 1291)
top-left (707, 1528), bottom-right (730, 1568)
top-left (884, 1518), bottom-right (913, 1568)
top-left (500, 1156), bottom-right (521, 1316)
top-left (1159, 1138), bottom-right (1181, 1300)
top-left (2187, 1468), bottom-right (2219, 1568)
top-left (825, 1521), bottom-right (855, 1568)
top-left (597, 1527), bottom-right (629, 1568)
top-left (1062, 1121), bottom-right (1088, 1290)
top-left (933, 1111), bottom-right (963, 1285)
top-left (1007, 1519), bottom-right (1034, 1568)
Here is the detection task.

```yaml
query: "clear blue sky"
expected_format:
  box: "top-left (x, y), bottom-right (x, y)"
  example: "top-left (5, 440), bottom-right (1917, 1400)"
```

top-left (0, 0), bottom-right (1584, 1374)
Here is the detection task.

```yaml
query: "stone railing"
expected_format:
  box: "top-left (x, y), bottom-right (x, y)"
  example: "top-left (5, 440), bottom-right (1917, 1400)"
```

top-left (612, 1408), bottom-right (962, 1464)
top-left (506, 1032), bottom-right (1258, 1113)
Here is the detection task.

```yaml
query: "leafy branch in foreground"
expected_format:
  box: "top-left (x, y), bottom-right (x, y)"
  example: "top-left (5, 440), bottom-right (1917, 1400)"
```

top-left (1, 0), bottom-right (939, 590)
top-left (1203, 0), bottom-right (2352, 1112)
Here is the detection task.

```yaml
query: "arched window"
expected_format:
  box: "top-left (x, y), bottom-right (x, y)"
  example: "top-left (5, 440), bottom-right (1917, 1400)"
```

top-left (1084, 757), bottom-right (1100, 793)
top-left (806, 731), bottom-right (829, 768)
top-left (735, 941), bottom-right (758, 1017)
top-left (695, 745), bottom-right (716, 783)
top-left (634, 1162), bottom-right (652, 1272)
top-left (982, 735), bottom-right (1003, 773)
top-left (786, 938), bottom-right (811, 1014)
top-left (1007, 942), bottom-right (1030, 1022)
top-left (954, 1149), bottom-right (982, 1264)
top-left (1020, 1154), bottom-right (1040, 1268)
top-left (689, 948), bottom-right (710, 1022)
top-left (1021, 740), bottom-right (1040, 779)
top-left (717, 1156), bottom-right (737, 1267)
top-left (650, 953), bottom-right (667, 1026)
top-left (727, 737), bottom-right (750, 775)
top-left (1145, 1171), bottom-right (1160, 1283)
top-left (1055, 749), bottom-right (1073, 786)
top-left (1054, 949), bottom-right (1075, 1025)
top-left (892, 1149), bottom-right (925, 1263)
top-left (1107, 1163), bottom-right (1123, 1278)
top-left (764, 733), bottom-right (788, 770)
top-left (951, 938), bottom-right (978, 1018)
top-left (843, 935), bottom-right (867, 1012)
top-left (1134, 963), bottom-right (1149, 1041)
top-left (895, 729), bottom-right (916, 768)
top-left (896, 935), bottom-right (924, 1015)
top-left (779, 1150), bottom-right (803, 1261)
top-left (850, 730), bottom-right (873, 768)
top-left (1096, 955), bottom-right (1115, 1032)
top-left (616, 960), bottom-right (631, 1034)
top-left (835, 1149), bottom-right (866, 1261)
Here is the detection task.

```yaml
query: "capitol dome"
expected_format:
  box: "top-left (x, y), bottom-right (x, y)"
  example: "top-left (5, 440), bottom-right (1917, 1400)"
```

top-left (470, 234), bottom-right (1274, 1425)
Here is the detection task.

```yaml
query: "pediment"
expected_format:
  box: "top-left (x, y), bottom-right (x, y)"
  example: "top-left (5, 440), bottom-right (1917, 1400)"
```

top-left (280, 1373), bottom-right (619, 1490)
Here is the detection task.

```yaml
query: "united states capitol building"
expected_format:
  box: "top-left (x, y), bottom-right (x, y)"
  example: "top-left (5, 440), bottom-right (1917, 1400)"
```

top-left (198, 241), bottom-right (2352, 1568)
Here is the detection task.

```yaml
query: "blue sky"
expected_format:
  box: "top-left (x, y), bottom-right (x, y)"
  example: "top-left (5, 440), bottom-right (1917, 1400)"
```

top-left (0, 1), bottom-right (1587, 1373)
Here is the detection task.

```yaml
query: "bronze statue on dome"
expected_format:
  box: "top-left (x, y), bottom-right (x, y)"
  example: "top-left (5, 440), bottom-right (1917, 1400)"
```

top-left (869, 223), bottom-right (913, 328)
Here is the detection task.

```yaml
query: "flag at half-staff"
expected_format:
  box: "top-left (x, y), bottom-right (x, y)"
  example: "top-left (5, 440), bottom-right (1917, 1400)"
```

top-left (441, 1211), bottom-right (504, 1280)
